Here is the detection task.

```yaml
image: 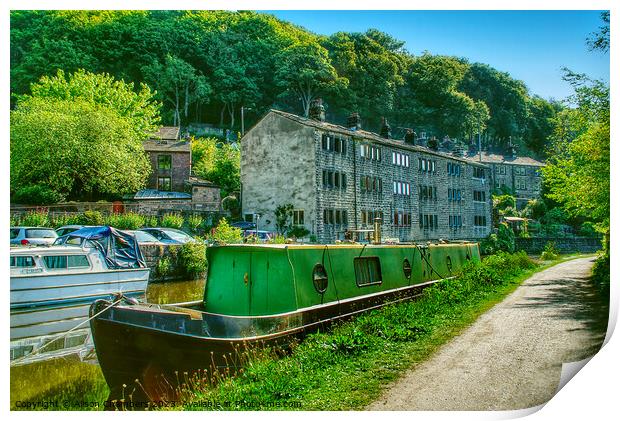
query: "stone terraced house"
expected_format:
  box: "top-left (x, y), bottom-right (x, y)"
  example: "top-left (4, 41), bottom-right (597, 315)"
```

top-left (241, 106), bottom-right (494, 244)
top-left (465, 150), bottom-right (545, 209)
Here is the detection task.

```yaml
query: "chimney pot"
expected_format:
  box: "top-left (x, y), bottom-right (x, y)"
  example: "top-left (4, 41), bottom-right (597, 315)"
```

top-left (347, 112), bottom-right (361, 130)
top-left (380, 117), bottom-right (391, 139)
top-left (309, 98), bottom-right (325, 122)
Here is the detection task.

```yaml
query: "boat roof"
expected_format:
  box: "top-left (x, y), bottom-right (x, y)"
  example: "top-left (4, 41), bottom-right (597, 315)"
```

top-left (210, 242), bottom-right (476, 250)
top-left (10, 245), bottom-right (92, 255)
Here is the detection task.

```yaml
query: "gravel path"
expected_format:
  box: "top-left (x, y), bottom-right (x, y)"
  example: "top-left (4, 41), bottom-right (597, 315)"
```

top-left (368, 257), bottom-right (608, 411)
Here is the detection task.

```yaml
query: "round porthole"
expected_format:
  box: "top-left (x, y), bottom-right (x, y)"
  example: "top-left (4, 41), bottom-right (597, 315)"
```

top-left (403, 258), bottom-right (412, 280)
top-left (446, 256), bottom-right (453, 272)
top-left (312, 264), bottom-right (328, 294)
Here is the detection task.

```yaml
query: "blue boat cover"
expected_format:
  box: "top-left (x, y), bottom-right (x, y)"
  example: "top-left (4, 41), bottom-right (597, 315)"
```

top-left (66, 226), bottom-right (147, 269)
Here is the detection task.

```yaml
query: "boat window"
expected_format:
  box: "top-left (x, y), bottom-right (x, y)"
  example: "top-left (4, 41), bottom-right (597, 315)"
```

top-left (10, 256), bottom-right (35, 267)
top-left (354, 257), bottom-right (382, 287)
top-left (25, 228), bottom-right (57, 238)
top-left (68, 255), bottom-right (90, 268)
top-left (403, 258), bottom-right (412, 280)
top-left (44, 255), bottom-right (68, 269)
top-left (65, 236), bottom-right (84, 246)
top-left (312, 264), bottom-right (329, 293)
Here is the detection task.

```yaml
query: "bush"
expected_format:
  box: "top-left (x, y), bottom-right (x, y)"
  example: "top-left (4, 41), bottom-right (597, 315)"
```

top-left (177, 242), bottom-right (208, 279)
top-left (592, 252), bottom-right (610, 300)
top-left (155, 256), bottom-right (173, 278)
top-left (77, 210), bottom-right (105, 226)
top-left (209, 218), bottom-right (242, 244)
top-left (268, 234), bottom-right (287, 244)
top-left (496, 223), bottom-right (515, 253)
top-left (20, 210), bottom-right (50, 227)
top-left (145, 216), bottom-right (159, 227)
top-left (187, 214), bottom-right (204, 234)
top-left (287, 226), bottom-right (310, 239)
top-left (12, 185), bottom-right (64, 205)
top-left (104, 212), bottom-right (145, 230)
top-left (161, 213), bottom-right (184, 229)
top-left (540, 241), bottom-right (560, 260)
top-left (579, 222), bottom-right (597, 237)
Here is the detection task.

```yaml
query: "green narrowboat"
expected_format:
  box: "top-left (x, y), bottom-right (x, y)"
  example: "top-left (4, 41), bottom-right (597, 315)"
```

top-left (90, 241), bottom-right (479, 401)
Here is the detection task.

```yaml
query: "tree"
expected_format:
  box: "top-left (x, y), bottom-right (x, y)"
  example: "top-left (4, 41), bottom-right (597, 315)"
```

top-left (11, 97), bottom-right (151, 201)
top-left (143, 54), bottom-right (211, 127)
top-left (25, 69), bottom-right (160, 138)
top-left (542, 71), bottom-right (609, 233)
top-left (587, 11), bottom-right (610, 53)
top-left (191, 137), bottom-right (241, 197)
top-left (274, 204), bottom-right (294, 235)
top-left (274, 42), bottom-right (347, 117)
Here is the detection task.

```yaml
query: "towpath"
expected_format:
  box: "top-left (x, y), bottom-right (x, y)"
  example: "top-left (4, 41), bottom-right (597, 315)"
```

top-left (368, 257), bottom-right (608, 410)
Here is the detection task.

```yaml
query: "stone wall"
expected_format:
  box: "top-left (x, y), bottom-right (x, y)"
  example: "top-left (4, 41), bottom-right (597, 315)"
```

top-left (146, 151), bottom-right (191, 192)
top-left (140, 243), bottom-right (183, 282)
top-left (514, 237), bottom-right (602, 254)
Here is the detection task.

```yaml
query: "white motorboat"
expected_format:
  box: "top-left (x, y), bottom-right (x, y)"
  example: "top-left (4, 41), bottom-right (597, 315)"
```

top-left (10, 226), bottom-right (151, 361)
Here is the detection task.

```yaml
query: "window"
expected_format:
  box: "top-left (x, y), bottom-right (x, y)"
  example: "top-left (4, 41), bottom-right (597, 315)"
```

top-left (158, 155), bottom-right (172, 171)
top-left (10, 256), bottom-right (35, 267)
top-left (25, 229), bottom-right (56, 238)
top-left (44, 255), bottom-right (67, 269)
top-left (293, 210), bottom-right (305, 225)
top-left (68, 255), bottom-right (90, 268)
top-left (354, 257), bottom-right (382, 286)
top-left (474, 215), bottom-right (487, 227)
top-left (473, 191), bottom-right (486, 202)
top-left (473, 167), bottom-right (486, 179)
top-left (313, 264), bottom-right (329, 293)
top-left (323, 134), bottom-right (346, 155)
top-left (158, 177), bottom-right (172, 191)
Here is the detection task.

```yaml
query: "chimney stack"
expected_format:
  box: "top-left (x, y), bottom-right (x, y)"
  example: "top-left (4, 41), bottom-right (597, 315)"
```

top-left (309, 98), bottom-right (325, 122)
top-left (380, 117), bottom-right (391, 139)
top-left (347, 112), bottom-right (361, 130)
top-left (404, 129), bottom-right (417, 145)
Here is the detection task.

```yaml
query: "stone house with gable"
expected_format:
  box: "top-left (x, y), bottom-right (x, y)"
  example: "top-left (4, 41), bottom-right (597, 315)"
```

top-left (241, 106), bottom-right (493, 244)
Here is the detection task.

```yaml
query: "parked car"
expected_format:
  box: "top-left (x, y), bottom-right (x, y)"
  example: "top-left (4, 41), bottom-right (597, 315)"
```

top-left (138, 228), bottom-right (196, 245)
top-left (56, 225), bottom-right (88, 237)
top-left (242, 230), bottom-right (274, 242)
top-left (10, 227), bottom-right (58, 246)
top-left (126, 230), bottom-right (162, 246)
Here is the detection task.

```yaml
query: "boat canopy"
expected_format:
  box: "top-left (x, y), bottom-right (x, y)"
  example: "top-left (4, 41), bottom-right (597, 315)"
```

top-left (67, 226), bottom-right (146, 269)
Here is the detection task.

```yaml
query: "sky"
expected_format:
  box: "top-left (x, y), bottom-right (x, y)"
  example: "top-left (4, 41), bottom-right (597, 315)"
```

top-left (264, 10), bottom-right (609, 101)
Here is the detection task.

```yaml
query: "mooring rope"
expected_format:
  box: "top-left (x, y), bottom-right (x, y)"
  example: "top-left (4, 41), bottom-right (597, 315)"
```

top-left (10, 296), bottom-right (124, 367)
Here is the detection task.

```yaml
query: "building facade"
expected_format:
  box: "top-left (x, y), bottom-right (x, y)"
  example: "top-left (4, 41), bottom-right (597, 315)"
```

top-left (241, 109), bottom-right (493, 243)
top-left (143, 126), bottom-right (192, 192)
top-left (466, 150), bottom-right (545, 209)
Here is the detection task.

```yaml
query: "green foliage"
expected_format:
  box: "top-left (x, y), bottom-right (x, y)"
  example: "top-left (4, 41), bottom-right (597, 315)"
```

top-left (287, 226), bottom-right (310, 239)
top-left (191, 137), bottom-right (240, 196)
top-left (591, 252), bottom-right (609, 300)
top-left (176, 242), bottom-right (208, 279)
top-left (10, 11), bottom-right (556, 154)
top-left (542, 71), bottom-right (609, 234)
top-left (522, 198), bottom-right (547, 220)
top-left (20, 210), bottom-right (50, 227)
top-left (578, 222), bottom-right (597, 237)
top-left (11, 96), bottom-right (151, 202)
top-left (209, 218), bottom-right (242, 244)
top-left (145, 216), bottom-right (159, 228)
top-left (187, 214), bottom-right (204, 234)
top-left (77, 210), bottom-right (104, 226)
top-left (155, 256), bottom-right (173, 279)
top-left (268, 234), bottom-right (287, 244)
top-left (161, 213), bottom-right (184, 229)
top-left (12, 185), bottom-right (64, 205)
top-left (104, 212), bottom-right (145, 230)
top-left (540, 241), bottom-right (560, 260)
top-left (24, 69), bottom-right (160, 138)
top-left (497, 223), bottom-right (516, 253)
top-left (274, 204), bottom-right (293, 235)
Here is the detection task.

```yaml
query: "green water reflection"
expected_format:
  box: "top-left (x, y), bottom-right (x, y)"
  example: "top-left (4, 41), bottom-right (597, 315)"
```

top-left (146, 277), bottom-right (206, 304)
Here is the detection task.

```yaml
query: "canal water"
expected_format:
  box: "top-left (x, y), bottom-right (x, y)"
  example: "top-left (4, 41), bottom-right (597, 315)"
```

top-left (10, 278), bottom-right (206, 408)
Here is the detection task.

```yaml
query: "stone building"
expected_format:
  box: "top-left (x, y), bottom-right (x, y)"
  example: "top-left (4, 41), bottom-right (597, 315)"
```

top-left (143, 126), bottom-right (191, 192)
top-left (466, 148), bottom-right (545, 209)
top-left (241, 108), bottom-right (493, 243)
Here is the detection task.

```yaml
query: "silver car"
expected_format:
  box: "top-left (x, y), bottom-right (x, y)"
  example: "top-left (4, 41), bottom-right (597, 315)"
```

top-left (10, 227), bottom-right (58, 246)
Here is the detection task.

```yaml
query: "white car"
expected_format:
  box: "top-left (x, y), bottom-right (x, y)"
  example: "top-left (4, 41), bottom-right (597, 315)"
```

top-left (10, 227), bottom-right (58, 246)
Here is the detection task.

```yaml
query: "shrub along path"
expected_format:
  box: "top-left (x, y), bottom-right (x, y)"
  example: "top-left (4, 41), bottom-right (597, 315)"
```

top-left (368, 257), bottom-right (608, 410)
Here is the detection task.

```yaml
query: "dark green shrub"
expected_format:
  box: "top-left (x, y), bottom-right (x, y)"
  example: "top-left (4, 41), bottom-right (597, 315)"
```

top-left (177, 241), bottom-right (208, 279)
top-left (187, 214), bottom-right (204, 234)
top-left (287, 226), bottom-right (310, 239)
top-left (78, 210), bottom-right (105, 226)
top-left (12, 185), bottom-right (64, 205)
top-left (540, 241), bottom-right (560, 260)
top-left (496, 222), bottom-right (515, 253)
top-left (105, 212), bottom-right (145, 230)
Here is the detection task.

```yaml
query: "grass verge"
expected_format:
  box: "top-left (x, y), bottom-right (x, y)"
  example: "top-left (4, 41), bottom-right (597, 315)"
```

top-left (173, 252), bottom-right (583, 411)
